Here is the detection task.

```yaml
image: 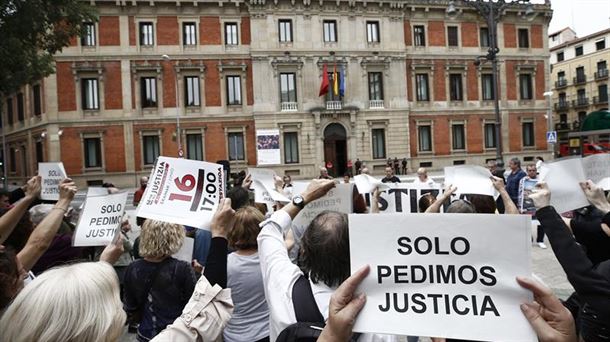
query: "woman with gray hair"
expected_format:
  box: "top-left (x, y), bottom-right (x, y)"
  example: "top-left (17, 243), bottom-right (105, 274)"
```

top-left (123, 219), bottom-right (197, 341)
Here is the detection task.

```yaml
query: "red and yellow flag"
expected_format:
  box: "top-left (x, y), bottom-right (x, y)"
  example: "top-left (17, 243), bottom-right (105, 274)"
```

top-left (332, 64), bottom-right (339, 96)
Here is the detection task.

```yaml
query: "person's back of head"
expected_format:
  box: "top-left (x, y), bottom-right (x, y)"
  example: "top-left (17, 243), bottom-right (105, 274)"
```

top-left (0, 261), bottom-right (125, 342)
top-left (227, 186), bottom-right (250, 210)
top-left (228, 206), bottom-right (264, 250)
top-left (467, 194), bottom-right (496, 214)
top-left (2, 209), bottom-right (34, 252)
top-left (298, 211), bottom-right (350, 288)
top-left (0, 248), bottom-right (21, 310)
top-left (418, 193), bottom-right (436, 213)
top-left (139, 220), bottom-right (185, 259)
top-left (446, 199), bottom-right (477, 213)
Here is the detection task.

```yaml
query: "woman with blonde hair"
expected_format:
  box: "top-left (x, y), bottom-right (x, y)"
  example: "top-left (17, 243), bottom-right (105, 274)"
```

top-left (123, 219), bottom-right (196, 341)
top-left (223, 206), bottom-right (270, 342)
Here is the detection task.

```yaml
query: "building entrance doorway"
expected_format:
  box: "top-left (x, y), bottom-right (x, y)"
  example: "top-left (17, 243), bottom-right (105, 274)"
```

top-left (323, 123), bottom-right (347, 177)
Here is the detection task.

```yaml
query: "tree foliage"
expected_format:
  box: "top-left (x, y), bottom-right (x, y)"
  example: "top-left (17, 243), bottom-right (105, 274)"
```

top-left (0, 0), bottom-right (96, 95)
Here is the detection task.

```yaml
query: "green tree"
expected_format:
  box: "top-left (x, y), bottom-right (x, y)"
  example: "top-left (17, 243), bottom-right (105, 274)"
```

top-left (0, 0), bottom-right (96, 95)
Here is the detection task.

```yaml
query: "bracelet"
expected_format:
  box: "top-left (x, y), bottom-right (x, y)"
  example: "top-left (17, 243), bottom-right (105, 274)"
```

top-left (52, 207), bottom-right (68, 213)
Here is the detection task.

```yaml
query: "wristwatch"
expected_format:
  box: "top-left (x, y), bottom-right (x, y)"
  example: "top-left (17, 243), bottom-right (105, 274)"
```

top-left (292, 195), bottom-right (306, 209)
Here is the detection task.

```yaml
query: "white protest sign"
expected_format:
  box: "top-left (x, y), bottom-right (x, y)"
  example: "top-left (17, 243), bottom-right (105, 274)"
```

top-left (362, 183), bottom-right (444, 213)
top-left (248, 168), bottom-right (289, 202)
top-left (73, 192), bottom-right (128, 247)
top-left (172, 237), bottom-right (195, 263)
top-left (349, 213), bottom-right (535, 341)
top-left (38, 162), bottom-right (67, 201)
top-left (87, 187), bottom-right (109, 196)
top-left (136, 157), bottom-right (225, 230)
top-left (582, 153), bottom-right (610, 190)
top-left (251, 180), bottom-right (275, 205)
top-left (292, 182), bottom-right (354, 230)
top-left (353, 174), bottom-right (389, 194)
top-left (444, 165), bottom-right (497, 198)
top-left (539, 157), bottom-right (588, 213)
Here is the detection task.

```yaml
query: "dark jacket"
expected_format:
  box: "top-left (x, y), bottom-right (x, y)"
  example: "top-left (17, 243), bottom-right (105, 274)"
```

top-left (505, 169), bottom-right (526, 204)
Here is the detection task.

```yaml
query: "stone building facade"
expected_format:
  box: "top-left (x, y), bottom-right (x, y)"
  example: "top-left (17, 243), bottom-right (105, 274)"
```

top-left (0, 0), bottom-right (552, 186)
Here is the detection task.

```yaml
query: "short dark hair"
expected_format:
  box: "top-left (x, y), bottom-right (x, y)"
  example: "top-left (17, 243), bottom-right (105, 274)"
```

top-left (418, 193), bottom-right (436, 213)
top-left (510, 157), bottom-right (521, 167)
top-left (467, 194), bottom-right (496, 214)
top-left (298, 211), bottom-right (350, 288)
top-left (0, 248), bottom-right (19, 310)
top-left (227, 186), bottom-right (250, 210)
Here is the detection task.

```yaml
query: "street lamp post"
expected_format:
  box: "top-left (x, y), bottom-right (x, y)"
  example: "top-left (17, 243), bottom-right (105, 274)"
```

top-left (162, 54), bottom-right (183, 158)
top-left (447, 0), bottom-right (534, 164)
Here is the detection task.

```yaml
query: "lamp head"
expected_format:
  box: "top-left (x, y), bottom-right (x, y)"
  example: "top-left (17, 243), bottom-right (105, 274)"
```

top-left (446, 0), bottom-right (459, 18)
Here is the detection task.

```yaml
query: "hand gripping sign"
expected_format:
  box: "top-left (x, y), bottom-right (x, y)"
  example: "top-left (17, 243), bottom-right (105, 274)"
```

top-left (136, 157), bottom-right (225, 230)
top-left (73, 192), bottom-right (128, 247)
top-left (38, 162), bottom-right (67, 201)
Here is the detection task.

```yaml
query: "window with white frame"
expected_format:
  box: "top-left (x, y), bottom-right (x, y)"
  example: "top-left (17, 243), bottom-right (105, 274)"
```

top-left (418, 125), bottom-right (432, 152)
top-left (366, 21), bottom-right (380, 43)
top-left (139, 22), bottom-right (154, 46)
top-left (575, 45), bottom-right (583, 56)
top-left (449, 74), bottom-right (463, 101)
top-left (518, 28), bottom-right (529, 48)
top-left (368, 72), bottom-right (383, 101)
top-left (184, 76), bottom-right (200, 107)
top-left (81, 78), bottom-right (99, 110)
top-left (519, 74), bottom-right (533, 100)
top-left (323, 20), bottom-right (337, 42)
top-left (522, 121), bottom-right (535, 147)
top-left (482, 73), bottom-right (494, 100)
top-left (186, 133), bottom-right (203, 160)
top-left (84, 137), bottom-right (102, 168)
top-left (226, 76), bottom-right (242, 105)
top-left (447, 26), bottom-right (459, 47)
top-left (81, 22), bottom-right (96, 46)
top-left (183, 22), bottom-right (197, 46)
top-left (284, 132), bottom-right (299, 164)
top-left (140, 77), bottom-right (157, 108)
top-left (484, 123), bottom-right (497, 148)
top-left (371, 128), bottom-right (386, 159)
top-left (416, 73), bottom-right (429, 101)
top-left (143, 134), bottom-right (160, 165)
top-left (225, 22), bottom-right (238, 45)
top-left (480, 27), bottom-right (489, 47)
top-left (452, 123), bottom-right (465, 150)
top-left (414, 25), bottom-right (425, 46)
top-left (596, 39), bottom-right (606, 51)
top-left (228, 132), bottom-right (245, 161)
top-left (279, 19), bottom-right (293, 42)
top-left (279, 73), bottom-right (297, 103)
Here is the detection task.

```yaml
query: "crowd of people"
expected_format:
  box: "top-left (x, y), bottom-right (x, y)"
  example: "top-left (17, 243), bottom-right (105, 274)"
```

top-left (0, 155), bottom-right (609, 342)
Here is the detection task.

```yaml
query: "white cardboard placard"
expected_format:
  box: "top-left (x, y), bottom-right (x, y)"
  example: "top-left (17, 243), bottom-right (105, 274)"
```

top-left (539, 157), bottom-right (589, 213)
top-left (248, 168), bottom-right (289, 202)
top-left (73, 192), bottom-right (128, 246)
top-left (349, 213), bottom-right (535, 341)
top-left (38, 162), bottom-right (67, 201)
top-left (135, 157), bottom-right (225, 230)
top-left (353, 174), bottom-right (389, 194)
top-left (444, 165), bottom-right (497, 198)
top-left (172, 237), bottom-right (195, 263)
top-left (582, 153), bottom-right (610, 190)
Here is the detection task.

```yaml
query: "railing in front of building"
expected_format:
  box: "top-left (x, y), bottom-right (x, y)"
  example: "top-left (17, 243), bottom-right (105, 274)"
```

top-left (326, 101), bottom-right (342, 110)
top-left (573, 75), bottom-right (587, 85)
top-left (593, 95), bottom-right (609, 104)
top-left (280, 102), bottom-right (298, 112)
top-left (554, 101), bottom-right (570, 111)
top-left (369, 99), bottom-right (384, 109)
top-left (572, 97), bottom-right (589, 108)
top-left (555, 79), bottom-right (568, 88)
top-left (594, 68), bottom-right (609, 80)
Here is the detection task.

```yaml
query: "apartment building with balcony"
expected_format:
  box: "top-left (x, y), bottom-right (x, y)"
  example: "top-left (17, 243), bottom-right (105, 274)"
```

top-left (0, 0), bottom-right (552, 185)
top-left (550, 28), bottom-right (610, 151)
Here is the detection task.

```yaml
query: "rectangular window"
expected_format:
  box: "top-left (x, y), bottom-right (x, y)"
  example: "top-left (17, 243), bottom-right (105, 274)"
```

top-left (183, 22), bottom-right (197, 46)
top-left (9, 148), bottom-right (15, 173)
top-left (559, 113), bottom-right (567, 123)
top-left (228, 132), bottom-right (245, 161)
top-left (81, 78), bottom-right (99, 110)
top-left (558, 71), bottom-right (565, 82)
top-left (35, 140), bottom-right (44, 163)
top-left (577, 88), bottom-right (586, 101)
top-left (81, 22), bottom-right (96, 46)
top-left (139, 22), bottom-right (154, 46)
top-left (452, 124), bottom-right (465, 150)
top-left (519, 74), bottom-right (533, 100)
top-left (225, 22), bottom-right (238, 45)
top-left (323, 20), bottom-right (337, 42)
top-left (284, 132), bottom-right (299, 164)
top-left (16, 93), bottom-right (24, 121)
top-left (479, 27), bottom-right (489, 47)
top-left (368, 72), bottom-right (383, 101)
top-left (33, 85), bottom-right (42, 116)
top-left (518, 28), bottom-right (529, 48)
top-left (599, 84), bottom-right (608, 102)
top-left (418, 125), bottom-right (432, 152)
top-left (447, 26), bottom-right (458, 47)
top-left (366, 21), bottom-right (380, 43)
top-left (84, 137), bottom-right (102, 168)
top-left (184, 76), bottom-right (200, 107)
top-left (596, 39), bottom-right (606, 51)
top-left (556, 52), bottom-right (564, 62)
top-left (279, 19), bottom-right (293, 42)
top-left (140, 77), bottom-right (157, 108)
top-left (575, 45), bottom-right (583, 56)
top-left (186, 134), bottom-right (203, 161)
top-left (6, 98), bottom-right (13, 125)
top-left (484, 123), bottom-right (496, 148)
top-left (416, 73), bottom-right (429, 101)
top-left (413, 25), bottom-right (426, 46)
top-left (597, 61), bottom-right (607, 72)
top-left (522, 122), bottom-right (534, 147)
top-left (279, 73), bottom-right (297, 103)
top-left (143, 135), bottom-right (160, 165)
top-left (226, 76), bottom-right (242, 105)
top-left (576, 66), bottom-right (585, 79)
top-left (482, 73), bottom-right (495, 100)
top-left (371, 128), bottom-right (386, 159)
top-left (449, 74), bottom-right (463, 101)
